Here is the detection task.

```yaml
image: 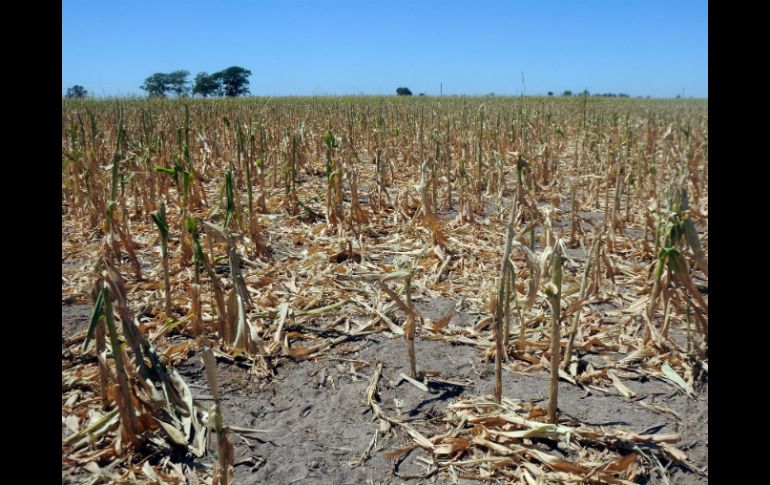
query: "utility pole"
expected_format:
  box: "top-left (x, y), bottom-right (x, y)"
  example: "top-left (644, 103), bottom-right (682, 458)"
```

top-left (440, 82), bottom-right (443, 96)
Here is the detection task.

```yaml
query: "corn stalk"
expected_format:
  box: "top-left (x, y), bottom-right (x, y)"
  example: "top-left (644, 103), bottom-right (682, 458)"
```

top-left (545, 246), bottom-right (562, 423)
top-left (492, 191), bottom-right (518, 404)
top-left (380, 271), bottom-right (419, 378)
top-left (150, 202), bottom-right (172, 317)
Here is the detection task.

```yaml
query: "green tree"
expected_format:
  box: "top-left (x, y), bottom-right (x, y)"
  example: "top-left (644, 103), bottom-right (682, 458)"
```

top-left (65, 85), bottom-right (88, 98)
top-left (215, 66), bottom-right (252, 97)
top-left (396, 87), bottom-right (412, 96)
top-left (167, 70), bottom-right (191, 96)
top-left (562, 90), bottom-right (573, 97)
top-left (193, 72), bottom-right (223, 97)
top-left (141, 73), bottom-right (171, 97)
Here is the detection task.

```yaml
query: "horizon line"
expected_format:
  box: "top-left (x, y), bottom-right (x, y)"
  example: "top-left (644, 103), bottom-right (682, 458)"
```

top-left (62, 93), bottom-right (708, 101)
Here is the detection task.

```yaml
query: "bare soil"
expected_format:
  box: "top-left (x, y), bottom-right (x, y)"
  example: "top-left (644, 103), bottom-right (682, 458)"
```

top-left (62, 303), bottom-right (91, 338)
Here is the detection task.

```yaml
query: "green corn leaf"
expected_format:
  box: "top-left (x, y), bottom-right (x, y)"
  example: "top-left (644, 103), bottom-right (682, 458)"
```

top-left (82, 289), bottom-right (105, 352)
top-left (224, 170), bottom-right (235, 230)
top-left (155, 166), bottom-right (176, 175)
top-left (184, 216), bottom-right (198, 235)
top-left (102, 287), bottom-right (125, 372)
top-left (150, 203), bottom-right (169, 236)
top-left (684, 218), bottom-right (707, 276)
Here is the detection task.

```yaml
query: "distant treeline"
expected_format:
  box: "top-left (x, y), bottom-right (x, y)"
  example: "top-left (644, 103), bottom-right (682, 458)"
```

top-left (554, 90), bottom-right (631, 98)
top-left (592, 92), bottom-right (631, 98)
top-left (138, 67), bottom-right (252, 98)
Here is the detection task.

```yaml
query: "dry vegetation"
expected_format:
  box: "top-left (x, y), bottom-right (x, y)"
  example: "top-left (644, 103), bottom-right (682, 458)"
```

top-left (62, 96), bottom-right (708, 484)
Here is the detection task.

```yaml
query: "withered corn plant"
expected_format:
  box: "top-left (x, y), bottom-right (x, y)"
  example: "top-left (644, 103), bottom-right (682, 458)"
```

top-left (202, 344), bottom-right (234, 485)
top-left (81, 258), bottom-right (207, 457)
top-left (284, 133), bottom-right (299, 216)
top-left (419, 160), bottom-right (449, 249)
top-left (323, 130), bottom-right (342, 227)
top-left (150, 202), bottom-right (173, 317)
top-left (562, 234), bottom-right (600, 370)
top-left (103, 105), bottom-right (143, 281)
top-left (202, 220), bottom-right (263, 354)
top-left (380, 270), bottom-right (419, 378)
top-left (492, 191), bottom-right (518, 404)
top-left (186, 216), bottom-right (228, 341)
top-left (544, 244), bottom-right (562, 423)
top-left (156, 153), bottom-right (194, 267)
top-left (646, 183), bottom-right (708, 347)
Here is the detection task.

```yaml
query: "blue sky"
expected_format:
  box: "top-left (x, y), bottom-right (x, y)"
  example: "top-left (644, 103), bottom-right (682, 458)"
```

top-left (62, 1), bottom-right (707, 98)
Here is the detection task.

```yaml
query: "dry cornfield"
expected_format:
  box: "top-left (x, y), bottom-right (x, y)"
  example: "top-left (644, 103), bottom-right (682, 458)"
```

top-left (62, 96), bottom-right (707, 484)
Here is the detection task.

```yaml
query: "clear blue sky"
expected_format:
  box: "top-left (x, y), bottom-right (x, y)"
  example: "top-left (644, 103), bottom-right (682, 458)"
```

top-left (62, 0), bottom-right (707, 98)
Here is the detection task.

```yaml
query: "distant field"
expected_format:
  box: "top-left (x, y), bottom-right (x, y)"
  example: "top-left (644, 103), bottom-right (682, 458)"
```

top-left (62, 96), bottom-right (708, 484)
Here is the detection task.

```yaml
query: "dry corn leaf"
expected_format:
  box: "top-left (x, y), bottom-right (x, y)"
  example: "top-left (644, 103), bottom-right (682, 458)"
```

top-left (400, 373), bottom-right (429, 392)
top-left (430, 306), bottom-right (455, 331)
top-left (434, 437), bottom-right (470, 455)
top-left (608, 370), bottom-right (637, 398)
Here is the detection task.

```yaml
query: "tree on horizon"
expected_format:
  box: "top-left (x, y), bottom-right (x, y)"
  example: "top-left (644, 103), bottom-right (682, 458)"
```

top-left (140, 70), bottom-right (191, 97)
top-left (193, 72), bottom-right (223, 97)
top-left (218, 67), bottom-right (252, 97)
top-left (65, 85), bottom-right (88, 98)
top-left (141, 73), bottom-right (171, 97)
